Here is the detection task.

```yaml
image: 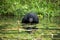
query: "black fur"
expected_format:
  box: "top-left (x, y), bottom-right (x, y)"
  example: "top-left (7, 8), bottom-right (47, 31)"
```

top-left (22, 12), bottom-right (39, 24)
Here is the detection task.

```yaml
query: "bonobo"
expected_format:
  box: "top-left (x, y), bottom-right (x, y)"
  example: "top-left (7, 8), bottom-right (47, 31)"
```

top-left (22, 12), bottom-right (39, 24)
top-left (22, 12), bottom-right (39, 33)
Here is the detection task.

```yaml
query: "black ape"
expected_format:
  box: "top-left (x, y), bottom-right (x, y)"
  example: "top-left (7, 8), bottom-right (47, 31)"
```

top-left (22, 12), bottom-right (39, 24)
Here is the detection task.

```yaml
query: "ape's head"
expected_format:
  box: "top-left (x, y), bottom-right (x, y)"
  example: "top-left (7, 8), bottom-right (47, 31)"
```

top-left (22, 12), bottom-right (39, 24)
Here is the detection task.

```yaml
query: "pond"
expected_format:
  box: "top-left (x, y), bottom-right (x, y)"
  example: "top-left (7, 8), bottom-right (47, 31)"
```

top-left (0, 16), bottom-right (60, 40)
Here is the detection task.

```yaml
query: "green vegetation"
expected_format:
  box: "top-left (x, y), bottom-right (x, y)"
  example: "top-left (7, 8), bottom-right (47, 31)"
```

top-left (0, 0), bottom-right (60, 40)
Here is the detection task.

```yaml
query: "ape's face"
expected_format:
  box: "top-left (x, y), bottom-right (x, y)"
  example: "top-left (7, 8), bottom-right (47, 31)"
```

top-left (29, 18), bottom-right (33, 23)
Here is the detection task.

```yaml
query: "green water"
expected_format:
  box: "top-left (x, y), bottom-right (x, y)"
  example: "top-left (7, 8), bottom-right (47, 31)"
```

top-left (0, 17), bottom-right (60, 40)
